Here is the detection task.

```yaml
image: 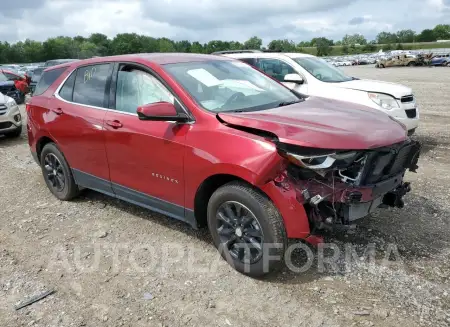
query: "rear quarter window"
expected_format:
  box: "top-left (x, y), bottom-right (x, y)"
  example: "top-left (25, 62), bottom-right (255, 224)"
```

top-left (72, 64), bottom-right (112, 108)
top-left (33, 67), bottom-right (67, 96)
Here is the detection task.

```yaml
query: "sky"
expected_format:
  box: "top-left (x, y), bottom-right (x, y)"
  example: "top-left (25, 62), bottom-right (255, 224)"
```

top-left (0, 0), bottom-right (449, 45)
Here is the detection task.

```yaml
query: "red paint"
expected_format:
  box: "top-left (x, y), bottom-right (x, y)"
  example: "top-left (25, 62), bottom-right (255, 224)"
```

top-left (27, 54), bottom-right (409, 241)
top-left (218, 96), bottom-right (407, 150)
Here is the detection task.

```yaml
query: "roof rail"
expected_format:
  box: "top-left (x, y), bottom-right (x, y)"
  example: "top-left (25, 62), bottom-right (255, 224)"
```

top-left (211, 50), bottom-right (263, 55)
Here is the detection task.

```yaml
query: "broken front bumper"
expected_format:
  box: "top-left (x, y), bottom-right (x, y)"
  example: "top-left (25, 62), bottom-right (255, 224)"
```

top-left (285, 139), bottom-right (421, 230)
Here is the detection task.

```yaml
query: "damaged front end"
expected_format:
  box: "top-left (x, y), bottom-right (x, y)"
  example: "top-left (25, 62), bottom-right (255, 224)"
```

top-left (275, 139), bottom-right (421, 233)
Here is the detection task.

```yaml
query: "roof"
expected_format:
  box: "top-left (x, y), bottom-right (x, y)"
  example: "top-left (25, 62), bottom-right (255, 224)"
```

top-left (45, 53), bottom-right (231, 72)
top-left (223, 52), bottom-right (315, 59)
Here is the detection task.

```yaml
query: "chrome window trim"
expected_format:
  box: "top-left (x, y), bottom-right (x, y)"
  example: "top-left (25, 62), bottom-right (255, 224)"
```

top-left (54, 64), bottom-right (194, 122)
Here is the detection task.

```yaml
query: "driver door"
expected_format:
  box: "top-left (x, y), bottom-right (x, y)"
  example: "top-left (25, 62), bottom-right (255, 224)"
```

top-left (103, 63), bottom-right (190, 220)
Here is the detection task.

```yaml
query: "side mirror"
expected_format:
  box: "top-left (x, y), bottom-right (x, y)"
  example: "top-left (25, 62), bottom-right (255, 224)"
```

top-left (137, 102), bottom-right (189, 123)
top-left (283, 73), bottom-right (304, 84)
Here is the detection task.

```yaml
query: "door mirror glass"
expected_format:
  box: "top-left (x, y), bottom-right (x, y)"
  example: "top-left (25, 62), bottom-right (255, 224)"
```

top-left (283, 73), bottom-right (304, 84)
top-left (137, 102), bottom-right (188, 122)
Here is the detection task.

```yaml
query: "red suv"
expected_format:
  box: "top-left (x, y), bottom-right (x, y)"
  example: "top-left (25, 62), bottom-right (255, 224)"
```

top-left (27, 54), bottom-right (421, 276)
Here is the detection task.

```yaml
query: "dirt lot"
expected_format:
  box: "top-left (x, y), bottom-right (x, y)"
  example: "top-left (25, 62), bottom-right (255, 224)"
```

top-left (0, 66), bottom-right (449, 327)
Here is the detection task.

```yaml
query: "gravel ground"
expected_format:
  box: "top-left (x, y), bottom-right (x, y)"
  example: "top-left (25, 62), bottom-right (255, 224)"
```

top-left (0, 66), bottom-right (449, 327)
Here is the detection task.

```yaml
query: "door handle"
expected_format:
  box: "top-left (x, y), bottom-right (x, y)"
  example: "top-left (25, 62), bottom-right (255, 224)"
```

top-left (105, 120), bottom-right (123, 129)
top-left (51, 108), bottom-right (63, 115)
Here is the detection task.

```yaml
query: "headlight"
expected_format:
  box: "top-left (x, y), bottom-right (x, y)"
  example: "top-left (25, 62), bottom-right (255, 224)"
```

top-left (368, 92), bottom-right (399, 110)
top-left (5, 97), bottom-right (17, 108)
top-left (280, 151), bottom-right (358, 170)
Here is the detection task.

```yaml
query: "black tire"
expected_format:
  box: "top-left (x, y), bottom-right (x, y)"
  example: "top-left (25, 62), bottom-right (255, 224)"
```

top-left (5, 125), bottom-right (22, 138)
top-left (40, 143), bottom-right (80, 200)
top-left (407, 62), bottom-right (416, 67)
top-left (379, 64), bottom-right (385, 68)
top-left (207, 181), bottom-right (287, 277)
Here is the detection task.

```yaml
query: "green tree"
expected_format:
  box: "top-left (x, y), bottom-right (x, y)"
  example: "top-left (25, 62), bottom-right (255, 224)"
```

top-left (342, 44), bottom-right (349, 54)
top-left (267, 39), bottom-right (296, 52)
top-left (342, 34), bottom-right (367, 45)
top-left (396, 29), bottom-right (416, 43)
top-left (174, 40), bottom-right (192, 53)
top-left (315, 38), bottom-right (332, 56)
top-left (22, 39), bottom-right (44, 62)
top-left (243, 36), bottom-right (262, 50)
top-left (376, 32), bottom-right (398, 44)
top-left (433, 24), bottom-right (450, 40)
top-left (417, 29), bottom-right (436, 42)
top-left (298, 41), bottom-right (312, 47)
top-left (396, 43), bottom-right (404, 50)
top-left (190, 41), bottom-right (204, 53)
top-left (158, 38), bottom-right (176, 52)
top-left (88, 33), bottom-right (111, 56)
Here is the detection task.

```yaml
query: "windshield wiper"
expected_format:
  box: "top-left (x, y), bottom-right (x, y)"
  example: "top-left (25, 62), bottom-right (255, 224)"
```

top-left (223, 109), bottom-right (245, 113)
top-left (277, 100), bottom-right (302, 107)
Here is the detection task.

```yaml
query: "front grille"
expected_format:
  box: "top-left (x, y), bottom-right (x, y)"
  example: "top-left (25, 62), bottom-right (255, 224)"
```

top-left (0, 122), bottom-right (13, 129)
top-left (401, 95), bottom-right (414, 103)
top-left (405, 109), bottom-right (417, 118)
top-left (0, 105), bottom-right (6, 116)
top-left (360, 140), bottom-right (421, 185)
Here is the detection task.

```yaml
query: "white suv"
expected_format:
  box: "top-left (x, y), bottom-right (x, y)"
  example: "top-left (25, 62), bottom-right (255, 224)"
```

top-left (0, 92), bottom-right (22, 137)
top-left (224, 52), bottom-right (419, 134)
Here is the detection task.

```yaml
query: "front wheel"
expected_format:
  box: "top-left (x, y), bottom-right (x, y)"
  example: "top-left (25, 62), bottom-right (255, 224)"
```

top-left (40, 143), bottom-right (80, 200)
top-left (207, 182), bottom-right (287, 277)
top-left (407, 62), bottom-right (416, 67)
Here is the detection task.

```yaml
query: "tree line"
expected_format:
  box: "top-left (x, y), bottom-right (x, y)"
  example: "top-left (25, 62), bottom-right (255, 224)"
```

top-left (1, 24), bottom-right (449, 64)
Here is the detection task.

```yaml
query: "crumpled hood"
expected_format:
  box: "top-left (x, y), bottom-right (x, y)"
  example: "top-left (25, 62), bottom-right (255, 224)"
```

top-left (333, 79), bottom-right (412, 98)
top-left (218, 96), bottom-right (407, 150)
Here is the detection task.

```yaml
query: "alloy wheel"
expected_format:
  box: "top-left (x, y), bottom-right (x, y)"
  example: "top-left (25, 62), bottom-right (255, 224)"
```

top-left (216, 201), bottom-right (264, 264)
top-left (43, 153), bottom-right (66, 192)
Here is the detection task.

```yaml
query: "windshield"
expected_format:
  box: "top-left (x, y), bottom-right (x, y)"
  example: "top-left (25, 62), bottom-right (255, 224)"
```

top-left (292, 57), bottom-right (353, 83)
top-left (163, 60), bottom-right (300, 112)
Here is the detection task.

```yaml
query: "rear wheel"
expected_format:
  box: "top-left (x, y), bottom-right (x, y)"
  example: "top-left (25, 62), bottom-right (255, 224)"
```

top-left (379, 64), bottom-right (385, 68)
top-left (407, 61), bottom-right (416, 67)
top-left (207, 181), bottom-right (287, 277)
top-left (40, 143), bottom-right (80, 200)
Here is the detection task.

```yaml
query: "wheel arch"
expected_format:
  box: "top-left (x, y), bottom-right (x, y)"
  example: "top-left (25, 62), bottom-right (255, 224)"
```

top-left (36, 136), bottom-right (56, 163)
top-left (193, 173), bottom-right (254, 228)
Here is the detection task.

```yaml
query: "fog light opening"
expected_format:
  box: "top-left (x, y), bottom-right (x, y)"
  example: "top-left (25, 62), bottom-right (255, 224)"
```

top-left (14, 114), bottom-right (21, 123)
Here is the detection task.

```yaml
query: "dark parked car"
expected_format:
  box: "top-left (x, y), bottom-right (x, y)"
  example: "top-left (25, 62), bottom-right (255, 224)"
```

top-left (29, 67), bottom-right (45, 94)
top-left (27, 53), bottom-right (421, 276)
top-left (0, 69), bottom-right (30, 104)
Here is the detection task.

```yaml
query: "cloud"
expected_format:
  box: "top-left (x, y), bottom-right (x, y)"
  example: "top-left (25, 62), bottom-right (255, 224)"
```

top-left (0, 0), bottom-right (449, 45)
top-left (348, 17), bottom-right (366, 25)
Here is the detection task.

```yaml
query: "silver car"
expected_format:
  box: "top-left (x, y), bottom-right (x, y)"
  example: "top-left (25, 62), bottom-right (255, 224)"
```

top-left (0, 92), bottom-right (22, 137)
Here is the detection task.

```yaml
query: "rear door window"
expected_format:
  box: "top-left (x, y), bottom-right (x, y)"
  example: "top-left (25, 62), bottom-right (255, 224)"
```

top-left (72, 64), bottom-right (112, 108)
top-left (33, 67), bottom-right (67, 96)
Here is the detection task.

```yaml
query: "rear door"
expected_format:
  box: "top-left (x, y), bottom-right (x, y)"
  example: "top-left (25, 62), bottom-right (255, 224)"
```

top-left (47, 63), bottom-right (114, 195)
